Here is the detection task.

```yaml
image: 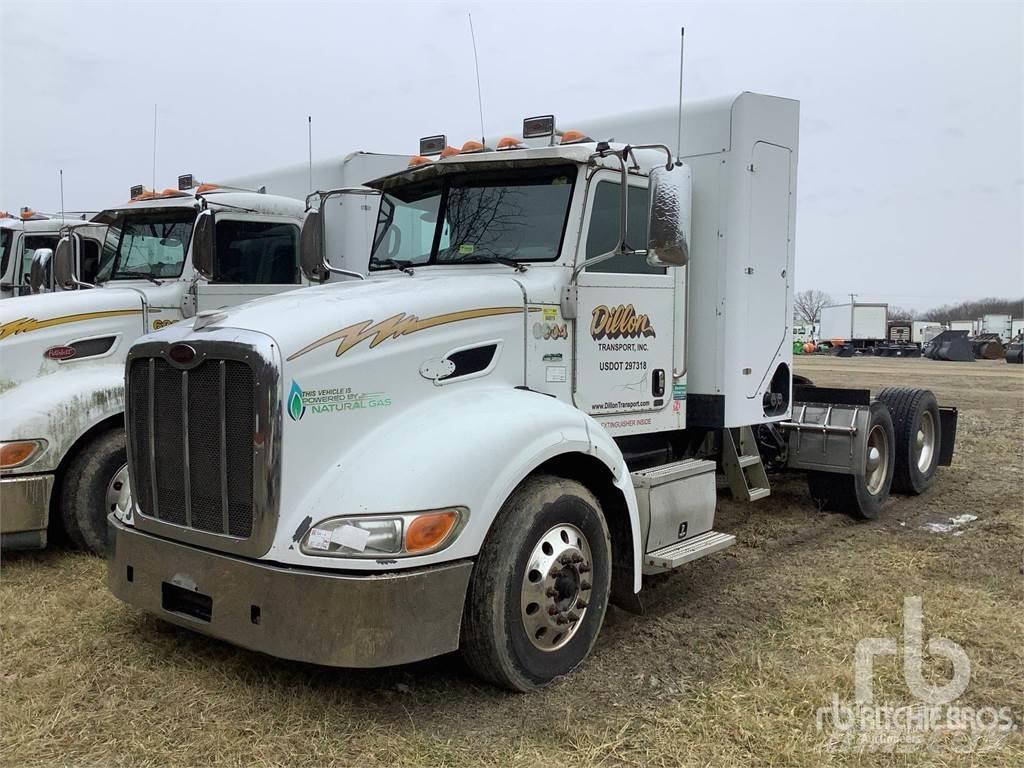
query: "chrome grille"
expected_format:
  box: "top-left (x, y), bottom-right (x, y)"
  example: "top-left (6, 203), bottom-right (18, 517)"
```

top-left (128, 356), bottom-right (255, 538)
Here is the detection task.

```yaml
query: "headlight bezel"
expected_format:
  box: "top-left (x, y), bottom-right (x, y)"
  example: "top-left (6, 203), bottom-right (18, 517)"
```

top-left (300, 506), bottom-right (467, 559)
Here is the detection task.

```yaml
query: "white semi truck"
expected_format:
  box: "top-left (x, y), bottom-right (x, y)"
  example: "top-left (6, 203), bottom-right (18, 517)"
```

top-left (1, 209), bottom-right (105, 298)
top-left (107, 93), bottom-right (958, 691)
top-left (819, 302), bottom-right (888, 348)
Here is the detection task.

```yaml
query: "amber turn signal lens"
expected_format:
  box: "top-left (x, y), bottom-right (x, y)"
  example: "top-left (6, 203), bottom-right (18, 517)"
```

top-left (0, 441), bottom-right (43, 469)
top-left (405, 510), bottom-right (460, 553)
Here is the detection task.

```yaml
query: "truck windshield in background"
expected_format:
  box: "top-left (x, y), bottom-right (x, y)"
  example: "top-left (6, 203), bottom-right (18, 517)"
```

top-left (369, 165), bottom-right (577, 270)
top-left (95, 209), bottom-right (195, 282)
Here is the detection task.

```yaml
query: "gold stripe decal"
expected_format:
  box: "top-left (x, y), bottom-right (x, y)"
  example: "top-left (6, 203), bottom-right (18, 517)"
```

top-left (287, 306), bottom-right (526, 361)
top-left (0, 310), bottom-right (143, 342)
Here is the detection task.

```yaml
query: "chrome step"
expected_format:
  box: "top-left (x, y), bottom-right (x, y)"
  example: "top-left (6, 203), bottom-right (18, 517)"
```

top-left (747, 487), bottom-right (770, 501)
top-left (738, 455), bottom-right (761, 468)
top-left (643, 530), bottom-right (736, 572)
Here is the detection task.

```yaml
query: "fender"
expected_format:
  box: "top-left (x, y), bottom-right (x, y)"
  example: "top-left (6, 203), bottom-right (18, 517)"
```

top-left (272, 386), bottom-right (643, 590)
top-left (0, 364), bottom-right (124, 474)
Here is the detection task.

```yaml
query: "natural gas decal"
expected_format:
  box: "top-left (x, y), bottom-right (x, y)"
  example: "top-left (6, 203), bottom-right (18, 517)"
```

top-left (590, 305), bottom-right (656, 342)
top-left (287, 379), bottom-right (392, 421)
top-left (287, 307), bottom-right (526, 361)
top-left (0, 309), bottom-right (142, 342)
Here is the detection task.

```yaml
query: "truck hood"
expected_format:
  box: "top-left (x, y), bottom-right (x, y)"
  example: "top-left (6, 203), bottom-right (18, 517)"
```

top-left (0, 289), bottom-right (146, 391)
top-left (186, 274), bottom-right (528, 364)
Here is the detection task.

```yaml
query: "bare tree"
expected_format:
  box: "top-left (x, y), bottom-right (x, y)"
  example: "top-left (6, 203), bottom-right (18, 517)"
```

top-left (888, 305), bottom-right (915, 321)
top-left (794, 289), bottom-right (832, 324)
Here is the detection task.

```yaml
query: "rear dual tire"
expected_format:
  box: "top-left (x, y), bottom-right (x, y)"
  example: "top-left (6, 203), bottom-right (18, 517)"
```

top-left (876, 387), bottom-right (941, 495)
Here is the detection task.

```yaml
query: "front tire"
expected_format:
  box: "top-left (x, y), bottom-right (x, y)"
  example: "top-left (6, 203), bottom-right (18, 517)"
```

top-left (808, 400), bottom-right (895, 520)
top-left (460, 475), bottom-right (611, 691)
top-left (60, 428), bottom-right (128, 554)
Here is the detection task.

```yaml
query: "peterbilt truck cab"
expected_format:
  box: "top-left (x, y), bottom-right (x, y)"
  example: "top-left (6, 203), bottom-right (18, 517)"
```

top-left (0, 183), bottom-right (312, 552)
top-left (1, 208), bottom-right (105, 298)
top-left (108, 93), bottom-right (957, 690)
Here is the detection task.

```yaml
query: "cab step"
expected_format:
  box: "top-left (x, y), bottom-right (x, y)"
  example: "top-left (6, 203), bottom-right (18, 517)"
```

top-left (721, 426), bottom-right (771, 502)
top-left (643, 530), bottom-right (736, 572)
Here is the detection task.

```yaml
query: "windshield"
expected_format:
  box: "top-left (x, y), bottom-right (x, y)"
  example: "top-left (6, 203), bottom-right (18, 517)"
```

top-left (369, 165), bottom-right (576, 270)
top-left (95, 209), bottom-right (194, 282)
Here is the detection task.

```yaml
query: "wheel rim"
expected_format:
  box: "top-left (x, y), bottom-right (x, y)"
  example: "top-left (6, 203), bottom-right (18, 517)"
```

top-left (915, 411), bottom-right (936, 473)
top-left (864, 424), bottom-right (889, 495)
top-left (105, 464), bottom-right (131, 520)
top-left (520, 523), bottom-right (592, 652)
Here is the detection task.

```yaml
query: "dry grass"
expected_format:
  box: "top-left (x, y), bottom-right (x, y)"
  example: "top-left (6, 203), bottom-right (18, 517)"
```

top-left (2, 357), bottom-right (1022, 767)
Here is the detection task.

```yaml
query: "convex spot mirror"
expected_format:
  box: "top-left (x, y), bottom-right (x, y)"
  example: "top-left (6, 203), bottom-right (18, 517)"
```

top-left (29, 248), bottom-right (53, 293)
top-left (646, 163), bottom-right (691, 267)
top-left (53, 237), bottom-right (78, 290)
top-left (192, 210), bottom-right (215, 279)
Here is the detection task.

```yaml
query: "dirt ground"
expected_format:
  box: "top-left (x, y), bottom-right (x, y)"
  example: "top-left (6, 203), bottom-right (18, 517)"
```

top-left (2, 356), bottom-right (1022, 767)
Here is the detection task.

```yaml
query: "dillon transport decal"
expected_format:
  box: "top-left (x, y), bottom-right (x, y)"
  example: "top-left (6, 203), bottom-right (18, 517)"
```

top-left (287, 306), bottom-right (528, 361)
top-left (0, 309), bottom-right (142, 341)
top-left (288, 380), bottom-right (392, 421)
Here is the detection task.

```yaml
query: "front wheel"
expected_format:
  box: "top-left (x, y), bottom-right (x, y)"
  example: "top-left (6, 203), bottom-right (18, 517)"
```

top-left (60, 428), bottom-right (128, 554)
top-left (460, 475), bottom-right (611, 691)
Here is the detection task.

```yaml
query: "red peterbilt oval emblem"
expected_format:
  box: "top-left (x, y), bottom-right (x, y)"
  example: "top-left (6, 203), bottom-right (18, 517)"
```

top-left (44, 345), bottom-right (77, 361)
top-left (168, 344), bottom-right (196, 364)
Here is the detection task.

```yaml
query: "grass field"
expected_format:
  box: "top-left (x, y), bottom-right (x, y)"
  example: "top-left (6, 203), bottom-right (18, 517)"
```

top-left (2, 356), bottom-right (1022, 767)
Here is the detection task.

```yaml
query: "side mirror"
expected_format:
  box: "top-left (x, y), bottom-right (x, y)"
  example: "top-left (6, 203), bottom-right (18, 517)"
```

top-left (53, 237), bottom-right (78, 290)
top-left (646, 164), bottom-right (691, 267)
top-left (29, 248), bottom-right (53, 293)
top-left (192, 210), bottom-right (215, 279)
top-left (299, 209), bottom-right (328, 283)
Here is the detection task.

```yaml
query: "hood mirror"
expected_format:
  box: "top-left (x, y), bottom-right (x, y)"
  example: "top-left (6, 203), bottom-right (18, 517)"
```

top-left (29, 248), bottom-right (53, 293)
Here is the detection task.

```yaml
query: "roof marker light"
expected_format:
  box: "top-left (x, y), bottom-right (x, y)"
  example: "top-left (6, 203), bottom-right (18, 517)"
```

top-left (440, 145), bottom-right (461, 159)
top-left (419, 135), bottom-right (447, 157)
top-left (20, 207), bottom-right (35, 220)
top-left (460, 140), bottom-right (489, 153)
top-left (196, 183), bottom-right (220, 194)
top-left (559, 129), bottom-right (592, 145)
top-left (408, 155), bottom-right (433, 167)
top-left (496, 136), bottom-right (524, 151)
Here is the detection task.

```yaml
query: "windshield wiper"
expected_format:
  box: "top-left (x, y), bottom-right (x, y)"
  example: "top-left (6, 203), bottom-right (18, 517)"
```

top-left (369, 257), bottom-right (415, 275)
top-left (116, 270), bottom-right (162, 285)
top-left (450, 254), bottom-right (527, 273)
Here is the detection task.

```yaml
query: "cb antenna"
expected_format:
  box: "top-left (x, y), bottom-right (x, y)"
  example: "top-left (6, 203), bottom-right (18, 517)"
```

top-left (675, 27), bottom-right (685, 165)
top-left (468, 13), bottom-right (486, 144)
top-left (308, 115), bottom-right (313, 194)
top-left (59, 169), bottom-right (65, 227)
top-left (152, 104), bottom-right (158, 193)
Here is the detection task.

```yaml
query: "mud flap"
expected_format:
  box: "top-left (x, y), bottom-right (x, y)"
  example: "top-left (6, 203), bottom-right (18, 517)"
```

top-left (938, 407), bottom-right (958, 466)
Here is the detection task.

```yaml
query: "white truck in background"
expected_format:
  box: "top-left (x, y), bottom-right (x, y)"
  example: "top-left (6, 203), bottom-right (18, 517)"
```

top-left (948, 320), bottom-right (977, 335)
top-left (819, 302), bottom-right (888, 348)
top-left (107, 93), bottom-right (959, 691)
top-left (981, 314), bottom-right (1013, 342)
top-left (1, 209), bottom-right (105, 298)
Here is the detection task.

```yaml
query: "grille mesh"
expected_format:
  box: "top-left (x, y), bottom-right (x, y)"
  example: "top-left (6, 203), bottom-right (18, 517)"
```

top-left (128, 356), bottom-right (256, 538)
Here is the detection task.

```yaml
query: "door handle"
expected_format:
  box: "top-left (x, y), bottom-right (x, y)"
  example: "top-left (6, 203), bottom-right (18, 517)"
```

top-left (652, 369), bottom-right (666, 398)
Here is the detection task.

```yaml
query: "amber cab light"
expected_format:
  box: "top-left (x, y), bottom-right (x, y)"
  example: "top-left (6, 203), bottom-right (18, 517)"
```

top-left (405, 510), bottom-right (461, 553)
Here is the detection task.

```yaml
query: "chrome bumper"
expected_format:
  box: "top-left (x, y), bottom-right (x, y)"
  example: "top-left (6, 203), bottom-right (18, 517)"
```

top-left (107, 516), bottom-right (474, 668)
top-left (0, 474), bottom-right (54, 549)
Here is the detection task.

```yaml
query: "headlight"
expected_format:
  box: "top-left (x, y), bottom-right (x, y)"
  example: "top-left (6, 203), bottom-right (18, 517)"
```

top-left (0, 439), bottom-right (48, 470)
top-left (301, 507), bottom-right (465, 558)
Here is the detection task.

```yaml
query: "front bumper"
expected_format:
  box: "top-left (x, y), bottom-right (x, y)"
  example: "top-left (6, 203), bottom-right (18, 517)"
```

top-left (107, 516), bottom-right (474, 668)
top-left (0, 474), bottom-right (54, 549)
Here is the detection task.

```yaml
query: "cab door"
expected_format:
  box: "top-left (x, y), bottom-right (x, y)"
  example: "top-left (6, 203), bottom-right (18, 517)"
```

top-left (573, 174), bottom-right (675, 417)
top-left (195, 215), bottom-right (303, 312)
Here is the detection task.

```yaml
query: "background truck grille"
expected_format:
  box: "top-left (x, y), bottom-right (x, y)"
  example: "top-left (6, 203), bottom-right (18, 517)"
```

top-left (129, 357), bottom-right (255, 537)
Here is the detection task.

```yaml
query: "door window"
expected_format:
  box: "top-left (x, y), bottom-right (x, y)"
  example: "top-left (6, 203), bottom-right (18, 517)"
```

top-left (213, 220), bottom-right (299, 284)
top-left (584, 181), bottom-right (664, 275)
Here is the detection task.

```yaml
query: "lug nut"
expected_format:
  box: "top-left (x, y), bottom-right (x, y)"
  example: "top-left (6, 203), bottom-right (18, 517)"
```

top-left (555, 615), bottom-right (570, 625)
top-left (547, 605), bottom-right (560, 616)
top-left (578, 564), bottom-right (591, 573)
top-left (545, 587), bottom-right (559, 598)
top-left (576, 599), bottom-right (588, 609)
top-left (567, 611), bottom-right (580, 622)
top-left (581, 580), bottom-right (592, 591)
top-left (559, 554), bottom-right (573, 565)
top-left (571, 553), bottom-right (583, 563)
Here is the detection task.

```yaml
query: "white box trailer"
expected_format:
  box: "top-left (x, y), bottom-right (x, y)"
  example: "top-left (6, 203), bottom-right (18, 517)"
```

top-left (912, 321), bottom-right (943, 345)
top-left (949, 320), bottom-right (975, 335)
top-left (223, 151), bottom-right (410, 202)
top-left (1012, 318), bottom-right (1023, 339)
top-left (981, 314), bottom-right (1013, 341)
top-left (819, 303), bottom-right (887, 346)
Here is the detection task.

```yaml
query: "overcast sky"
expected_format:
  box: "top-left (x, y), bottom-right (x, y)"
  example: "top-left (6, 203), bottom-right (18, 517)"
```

top-left (1, 0), bottom-right (1021, 309)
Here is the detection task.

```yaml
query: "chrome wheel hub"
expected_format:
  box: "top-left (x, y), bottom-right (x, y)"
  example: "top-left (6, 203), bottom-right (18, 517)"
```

top-left (915, 411), bottom-right (936, 473)
top-left (865, 424), bottom-right (889, 495)
top-left (520, 524), bottom-right (592, 652)
top-left (106, 464), bottom-right (132, 521)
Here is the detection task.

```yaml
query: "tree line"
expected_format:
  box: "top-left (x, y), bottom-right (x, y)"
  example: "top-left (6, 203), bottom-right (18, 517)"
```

top-left (794, 291), bottom-right (1023, 325)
